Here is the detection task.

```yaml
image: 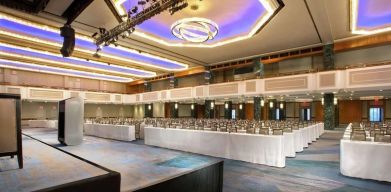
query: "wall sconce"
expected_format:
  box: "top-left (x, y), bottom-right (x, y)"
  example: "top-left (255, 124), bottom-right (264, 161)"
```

top-left (239, 104), bottom-right (243, 110)
top-left (225, 103), bottom-right (228, 109)
top-left (269, 101), bottom-right (274, 108)
top-left (148, 104), bottom-right (151, 110)
top-left (191, 104), bottom-right (194, 110)
top-left (279, 103), bottom-right (284, 109)
top-left (260, 99), bottom-right (264, 107)
top-left (321, 98), bottom-right (324, 105)
top-left (334, 98), bottom-right (338, 105)
top-left (174, 103), bottom-right (178, 109)
top-left (211, 102), bottom-right (214, 109)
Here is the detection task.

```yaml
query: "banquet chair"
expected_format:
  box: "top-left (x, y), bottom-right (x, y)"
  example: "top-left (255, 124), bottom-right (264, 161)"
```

top-left (386, 129), bottom-right (391, 135)
top-left (350, 133), bottom-right (366, 141)
top-left (272, 129), bottom-right (283, 135)
top-left (283, 127), bottom-right (292, 133)
top-left (370, 129), bottom-right (382, 137)
top-left (246, 128), bottom-right (255, 134)
top-left (259, 128), bottom-right (269, 135)
top-left (374, 134), bottom-right (391, 143)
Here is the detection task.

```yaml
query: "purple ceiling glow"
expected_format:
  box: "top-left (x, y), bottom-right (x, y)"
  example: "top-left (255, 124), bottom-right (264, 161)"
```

top-left (112, 0), bottom-right (282, 47)
top-left (352, 0), bottom-right (391, 34)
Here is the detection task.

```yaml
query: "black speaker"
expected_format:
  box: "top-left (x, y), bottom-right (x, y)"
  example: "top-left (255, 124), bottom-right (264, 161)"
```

top-left (60, 25), bottom-right (75, 57)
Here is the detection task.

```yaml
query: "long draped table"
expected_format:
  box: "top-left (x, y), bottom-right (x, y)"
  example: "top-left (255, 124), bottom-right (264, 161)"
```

top-left (340, 124), bottom-right (391, 182)
top-left (145, 123), bottom-right (324, 167)
top-left (28, 120), bottom-right (58, 129)
top-left (84, 123), bottom-right (136, 141)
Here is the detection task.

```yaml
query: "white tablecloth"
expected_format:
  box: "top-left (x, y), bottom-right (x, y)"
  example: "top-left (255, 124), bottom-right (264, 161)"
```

top-left (145, 127), bottom-right (285, 167)
top-left (84, 123), bottom-right (135, 141)
top-left (284, 132), bottom-right (295, 157)
top-left (144, 123), bottom-right (324, 167)
top-left (28, 120), bottom-right (58, 129)
top-left (340, 139), bottom-right (391, 182)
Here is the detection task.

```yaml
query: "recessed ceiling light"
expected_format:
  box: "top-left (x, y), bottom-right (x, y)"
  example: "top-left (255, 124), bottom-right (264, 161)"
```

top-left (379, 90), bottom-right (383, 92)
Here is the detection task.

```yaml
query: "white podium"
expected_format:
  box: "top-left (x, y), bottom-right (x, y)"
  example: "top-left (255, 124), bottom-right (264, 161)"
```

top-left (58, 97), bottom-right (84, 146)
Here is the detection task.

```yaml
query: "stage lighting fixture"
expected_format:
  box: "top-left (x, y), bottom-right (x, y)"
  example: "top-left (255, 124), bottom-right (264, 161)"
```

top-left (93, 0), bottom-right (187, 49)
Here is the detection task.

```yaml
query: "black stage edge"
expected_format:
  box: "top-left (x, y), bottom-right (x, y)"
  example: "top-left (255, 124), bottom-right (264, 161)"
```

top-left (135, 161), bottom-right (224, 192)
top-left (35, 172), bottom-right (120, 192)
top-left (23, 134), bottom-right (121, 192)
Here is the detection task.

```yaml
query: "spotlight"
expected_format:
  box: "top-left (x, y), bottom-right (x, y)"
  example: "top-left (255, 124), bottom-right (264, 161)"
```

top-left (122, 31), bottom-right (130, 38)
top-left (112, 36), bottom-right (118, 42)
top-left (91, 32), bottom-right (98, 38)
top-left (93, 52), bottom-right (101, 59)
top-left (131, 6), bottom-right (138, 14)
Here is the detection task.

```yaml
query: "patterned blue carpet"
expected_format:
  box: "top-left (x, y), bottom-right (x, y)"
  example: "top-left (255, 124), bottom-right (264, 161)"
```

top-left (222, 132), bottom-right (391, 192)
top-left (19, 128), bottom-right (391, 192)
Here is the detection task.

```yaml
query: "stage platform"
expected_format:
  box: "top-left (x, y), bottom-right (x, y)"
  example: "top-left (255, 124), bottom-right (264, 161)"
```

top-left (0, 135), bottom-right (120, 192)
top-left (15, 128), bottom-right (222, 192)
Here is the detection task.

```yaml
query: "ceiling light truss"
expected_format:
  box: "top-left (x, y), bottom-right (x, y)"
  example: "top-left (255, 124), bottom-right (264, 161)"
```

top-left (94, 0), bottom-right (188, 47)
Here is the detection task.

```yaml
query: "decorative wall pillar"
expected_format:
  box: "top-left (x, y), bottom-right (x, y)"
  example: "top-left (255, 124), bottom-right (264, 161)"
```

top-left (144, 81), bottom-right (152, 92)
top-left (238, 103), bottom-right (245, 120)
top-left (276, 101), bottom-right (286, 121)
top-left (205, 100), bottom-right (215, 119)
top-left (144, 104), bottom-right (153, 118)
top-left (254, 97), bottom-right (261, 121)
top-left (204, 67), bottom-right (212, 85)
top-left (190, 103), bottom-right (197, 118)
top-left (268, 99), bottom-right (277, 120)
top-left (170, 102), bottom-right (179, 118)
top-left (254, 58), bottom-right (264, 78)
top-left (224, 101), bottom-right (232, 119)
top-left (169, 74), bottom-right (178, 89)
top-left (323, 44), bottom-right (335, 70)
top-left (323, 93), bottom-right (335, 130)
top-left (334, 98), bottom-right (339, 127)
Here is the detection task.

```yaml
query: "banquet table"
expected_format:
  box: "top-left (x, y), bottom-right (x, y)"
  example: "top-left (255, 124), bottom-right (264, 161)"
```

top-left (340, 123), bottom-right (391, 182)
top-left (84, 123), bottom-right (135, 141)
top-left (144, 123), bottom-right (323, 167)
top-left (145, 127), bottom-right (285, 167)
top-left (28, 120), bottom-right (58, 129)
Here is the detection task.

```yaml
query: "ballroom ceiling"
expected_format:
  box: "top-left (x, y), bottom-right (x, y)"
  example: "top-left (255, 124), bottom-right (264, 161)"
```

top-left (0, 0), bottom-right (389, 83)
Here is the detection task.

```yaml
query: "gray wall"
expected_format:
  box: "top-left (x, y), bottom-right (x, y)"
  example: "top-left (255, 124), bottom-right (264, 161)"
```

top-left (153, 102), bottom-right (165, 118)
top-left (178, 104), bottom-right (191, 117)
top-left (84, 104), bottom-right (133, 118)
top-left (335, 44), bottom-right (391, 68)
top-left (21, 101), bottom-right (58, 120)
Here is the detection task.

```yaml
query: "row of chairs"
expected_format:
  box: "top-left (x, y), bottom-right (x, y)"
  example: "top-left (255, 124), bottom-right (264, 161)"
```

top-left (144, 118), bottom-right (317, 135)
top-left (350, 122), bottom-right (391, 142)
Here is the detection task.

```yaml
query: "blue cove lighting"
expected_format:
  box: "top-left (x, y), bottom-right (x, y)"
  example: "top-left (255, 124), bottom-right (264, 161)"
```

top-left (0, 59), bottom-right (132, 82)
top-left (0, 44), bottom-right (155, 78)
top-left (0, 16), bottom-right (187, 70)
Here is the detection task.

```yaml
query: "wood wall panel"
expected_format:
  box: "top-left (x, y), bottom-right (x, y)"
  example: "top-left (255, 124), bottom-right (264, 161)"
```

top-left (245, 103), bottom-right (254, 120)
top-left (197, 105), bottom-right (205, 119)
top-left (339, 100), bottom-right (362, 124)
top-left (314, 101), bottom-right (324, 121)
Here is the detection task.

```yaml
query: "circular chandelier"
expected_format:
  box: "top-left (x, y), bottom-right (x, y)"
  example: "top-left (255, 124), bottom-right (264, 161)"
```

top-left (171, 17), bottom-right (219, 43)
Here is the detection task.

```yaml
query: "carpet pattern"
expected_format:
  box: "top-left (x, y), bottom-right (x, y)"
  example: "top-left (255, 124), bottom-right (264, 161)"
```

top-left (223, 131), bottom-right (391, 192)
